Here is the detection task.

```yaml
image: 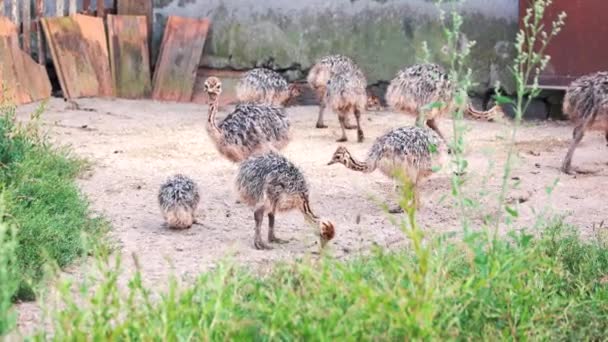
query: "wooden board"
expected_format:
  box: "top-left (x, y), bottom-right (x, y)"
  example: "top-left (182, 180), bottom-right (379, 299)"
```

top-left (117, 0), bottom-right (152, 58)
top-left (0, 22), bottom-right (51, 105)
top-left (0, 37), bottom-right (31, 104)
top-left (107, 15), bottom-right (151, 98)
top-left (152, 16), bottom-right (210, 102)
top-left (73, 14), bottom-right (113, 97)
top-left (0, 16), bottom-right (18, 36)
top-left (15, 48), bottom-right (52, 103)
top-left (42, 16), bottom-right (99, 98)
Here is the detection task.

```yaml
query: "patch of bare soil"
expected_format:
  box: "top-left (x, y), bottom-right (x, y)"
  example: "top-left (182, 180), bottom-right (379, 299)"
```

top-left (11, 98), bottom-right (608, 337)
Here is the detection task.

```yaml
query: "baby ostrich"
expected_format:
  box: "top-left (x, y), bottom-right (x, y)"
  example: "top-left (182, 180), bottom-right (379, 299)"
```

top-left (307, 54), bottom-right (365, 129)
top-left (386, 64), bottom-right (454, 142)
top-left (561, 71), bottom-right (608, 174)
top-left (204, 77), bottom-right (291, 163)
top-left (236, 152), bottom-right (335, 250)
top-left (158, 174), bottom-right (200, 229)
top-left (325, 70), bottom-right (367, 143)
top-left (236, 68), bottom-right (301, 107)
top-left (328, 126), bottom-right (448, 213)
top-left (386, 63), bottom-right (503, 142)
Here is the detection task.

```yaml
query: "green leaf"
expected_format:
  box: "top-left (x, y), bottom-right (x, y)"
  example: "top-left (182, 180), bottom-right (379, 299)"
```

top-left (505, 206), bottom-right (519, 218)
top-left (494, 95), bottom-right (514, 105)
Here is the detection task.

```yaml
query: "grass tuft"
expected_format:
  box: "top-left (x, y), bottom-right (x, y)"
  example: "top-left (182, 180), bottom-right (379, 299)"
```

top-left (31, 221), bottom-right (608, 340)
top-left (0, 102), bottom-right (106, 303)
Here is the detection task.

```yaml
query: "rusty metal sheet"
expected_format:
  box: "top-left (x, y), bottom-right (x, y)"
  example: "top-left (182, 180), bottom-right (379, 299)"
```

top-left (0, 37), bottom-right (31, 104)
top-left (0, 16), bottom-right (17, 36)
top-left (0, 19), bottom-right (51, 105)
top-left (152, 16), bottom-right (210, 102)
top-left (107, 15), bottom-right (151, 98)
top-left (73, 14), bottom-right (113, 97)
top-left (520, 0), bottom-right (608, 89)
top-left (42, 16), bottom-right (99, 98)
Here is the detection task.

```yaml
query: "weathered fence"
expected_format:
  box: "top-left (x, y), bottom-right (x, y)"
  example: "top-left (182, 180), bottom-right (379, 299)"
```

top-left (0, 0), bottom-right (115, 64)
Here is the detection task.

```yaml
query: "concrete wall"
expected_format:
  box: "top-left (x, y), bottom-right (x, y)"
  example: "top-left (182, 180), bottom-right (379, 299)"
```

top-left (154, 0), bottom-right (518, 94)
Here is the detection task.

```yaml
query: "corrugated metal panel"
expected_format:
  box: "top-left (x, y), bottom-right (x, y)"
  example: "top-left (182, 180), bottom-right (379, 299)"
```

top-left (520, 0), bottom-right (608, 89)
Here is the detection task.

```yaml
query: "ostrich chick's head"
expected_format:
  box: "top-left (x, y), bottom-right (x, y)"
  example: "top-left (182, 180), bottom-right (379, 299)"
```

top-left (203, 77), bottom-right (222, 102)
top-left (327, 146), bottom-right (351, 166)
top-left (288, 83), bottom-right (302, 99)
top-left (319, 219), bottom-right (336, 248)
top-left (366, 92), bottom-right (382, 111)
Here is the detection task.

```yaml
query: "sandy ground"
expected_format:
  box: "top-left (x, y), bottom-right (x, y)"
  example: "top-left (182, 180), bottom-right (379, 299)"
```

top-left (11, 97), bottom-right (608, 337)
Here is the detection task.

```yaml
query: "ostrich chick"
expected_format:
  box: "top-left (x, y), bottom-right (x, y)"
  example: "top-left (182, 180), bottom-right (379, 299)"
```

top-left (328, 126), bottom-right (448, 213)
top-left (158, 174), bottom-right (200, 229)
top-left (236, 152), bottom-right (335, 250)
top-left (236, 68), bottom-right (301, 107)
top-left (325, 71), bottom-right (367, 143)
top-left (307, 54), bottom-right (366, 129)
top-left (386, 63), bottom-right (454, 142)
top-left (561, 71), bottom-right (608, 174)
top-left (204, 77), bottom-right (291, 163)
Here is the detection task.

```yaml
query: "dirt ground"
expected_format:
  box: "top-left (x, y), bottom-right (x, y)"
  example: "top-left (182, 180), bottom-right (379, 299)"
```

top-left (12, 97), bottom-right (608, 336)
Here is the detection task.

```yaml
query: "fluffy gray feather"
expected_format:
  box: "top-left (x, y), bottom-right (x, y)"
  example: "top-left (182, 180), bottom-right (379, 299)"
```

top-left (158, 174), bottom-right (200, 211)
top-left (564, 71), bottom-right (608, 122)
top-left (239, 68), bottom-right (288, 94)
top-left (236, 152), bottom-right (309, 207)
top-left (218, 103), bottom-right (290, 151)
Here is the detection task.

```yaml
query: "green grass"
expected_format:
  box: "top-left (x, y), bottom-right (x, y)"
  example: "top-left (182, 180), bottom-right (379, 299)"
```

top-left (0, 103), bottom-right (106, 304)
top-left (33, 221), bottom-right (608, 341)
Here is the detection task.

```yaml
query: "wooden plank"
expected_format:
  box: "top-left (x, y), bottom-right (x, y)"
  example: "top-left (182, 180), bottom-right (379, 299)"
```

top-left (22, 0), bottom-right (31, 54)
top-left (14, 45), bottom-right (52, 102)
top-left (0, 37), bottom-right (30, 104)
top-left (36, 0), bottom-right (45, 64)
top-left (56, 0), bottom-right (64, 17)
top-left (107, 15), bottom-right (151, 98)
top-left (73, 14), bottom-right (113, 96)
top-left (10, 0), bottom-right (18, 25)
top-left (0, 16), bottom-right (17, 36)
top-left (152, 16), bottom-right (210, 102)
top-left (42, 16), bottom-right (99, 98)
top-left (68, 0), bottom-right (76, 15)
top-left (0, 0), bottom-right (4, 17)
top-left (83, 0), bottom-right (91, 14)
top-left (0, 22), bottom-right (51, 105)
top-left (97, 0), bottom-right (104, 17)
top-left (117, 0), bottom-right (152, 59)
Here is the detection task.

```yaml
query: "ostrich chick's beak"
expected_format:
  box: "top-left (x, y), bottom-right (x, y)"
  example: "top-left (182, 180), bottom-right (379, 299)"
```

top-left (327, 160), bottom-right (336, 166)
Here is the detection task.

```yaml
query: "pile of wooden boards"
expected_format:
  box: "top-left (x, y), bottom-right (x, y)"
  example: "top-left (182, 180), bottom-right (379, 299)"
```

top-left (0, 17), bottom-right (52, 105)
top-left (42, 13), bottom-right (210, 102)
top-left (1, 10), bottom-right (211, 105)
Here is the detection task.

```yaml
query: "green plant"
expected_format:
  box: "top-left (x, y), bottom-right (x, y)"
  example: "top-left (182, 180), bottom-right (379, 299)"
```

top-left (0, 201), bottom-right (18, 336)
top-left (24, 1), bottom-right (608, 340)
top-left (0, 102), bottom-right (106, 301)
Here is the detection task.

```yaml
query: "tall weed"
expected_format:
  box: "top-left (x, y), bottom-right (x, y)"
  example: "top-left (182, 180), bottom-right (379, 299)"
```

top-left (0, 102), bottom-right (106, 301)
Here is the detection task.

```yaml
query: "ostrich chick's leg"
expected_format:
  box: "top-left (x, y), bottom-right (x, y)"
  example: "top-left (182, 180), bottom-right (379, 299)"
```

top-left (354, 108), bottom-right (364, 142)
top-left (268, 210), bottom-right (289, 244)
top-left (316, 97), bottom-right (328, 129)
top-left (337, 114), bottom-right (348, 142)
top-left (605, 130), bottom-right (608, 146)
top-left (253, 207), bottom-right (272, 250)
top-left (561, 122), bottom-right (586, 175)
top-left (344, 114), bottom-right (357, 130)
